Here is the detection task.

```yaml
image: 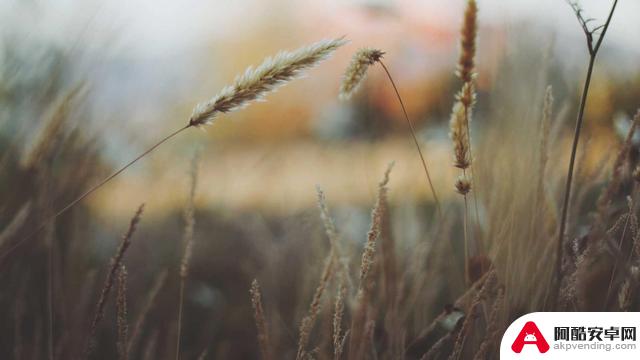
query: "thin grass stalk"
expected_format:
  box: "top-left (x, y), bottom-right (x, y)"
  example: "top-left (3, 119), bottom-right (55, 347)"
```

top-left (116, 265), bottom-right (129, 360)
top-left (333, 277), bottom-right (347, 360)
top-left (85, 204), bottom-right (144, 358)
top-left (250, 279), bottom-right (272, 360)
top-left (176, 153), bottom-right (199, 360)
top-left (457, 0), bottom-right (482, 235)
top-left (47, 223), bottom-right (54, 360)
top-left (296, 253), bottom-right (335, 360)
top-left (128, 270), bottom-right (168, 356)
top-left (463, 191), bottom-right (470, 285)
top-left (555, 0), bottom-right (619, 304)
top-left (377, 60), bottom-right (441, 216)
top-left (347, 163), bottom-right (393, 360)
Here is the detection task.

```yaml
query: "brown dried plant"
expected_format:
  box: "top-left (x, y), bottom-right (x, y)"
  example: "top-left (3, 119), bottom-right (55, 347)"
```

top-left (176, 152), bottom-right (200, 360)
top-left (85, 204), bottom-right (144, 358)
top-left (449, 0), bottom-right (479, 286)
top-left (348, 162), bottom-right (393, 360)
top-left (250, 279), bottom-right (272, 360)
top-left (116, 265), bottom-right (129, 360)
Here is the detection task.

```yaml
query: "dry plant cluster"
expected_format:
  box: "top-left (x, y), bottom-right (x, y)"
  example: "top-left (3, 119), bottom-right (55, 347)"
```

top-left (1, 0), bottom-right (640, 359)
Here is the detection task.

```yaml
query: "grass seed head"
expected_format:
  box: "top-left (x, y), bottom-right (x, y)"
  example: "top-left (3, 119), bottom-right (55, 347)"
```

top-left (189, 37), bottom-right (347, 127)
top-left (339, 48), bottom-right (385, 100)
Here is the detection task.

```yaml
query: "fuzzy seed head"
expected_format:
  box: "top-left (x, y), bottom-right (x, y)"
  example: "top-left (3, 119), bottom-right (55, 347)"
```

top-left (457, 0), bottom-right (478, 83)
top-left (250, 279), bottom-right (271, 360)
top-left (359, 162), bottom-right (394, 285)
top-left (455, 176), bottom-right (472, 195)
top-left (456, 81), bottom-right (476, 109)
top-left (339, 48), bottom-right (385, 100)
top-left (189, 37), bottom-right (347, 127)
top-left (449, 101), bottom-right (471, 169)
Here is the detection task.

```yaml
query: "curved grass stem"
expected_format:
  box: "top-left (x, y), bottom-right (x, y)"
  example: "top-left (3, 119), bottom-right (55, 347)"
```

top-left (554, 0), bottom-right (618, 305)
top-left (0, 124), bottom-right (192, 263)
top-left (377, 60), bottom-right (442, 217)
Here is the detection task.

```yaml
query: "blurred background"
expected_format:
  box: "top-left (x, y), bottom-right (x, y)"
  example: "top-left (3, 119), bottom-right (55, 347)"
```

top-left (1, 0), bottom-right (640, 359)
top-left (2, 0), bottom-right (639, 216)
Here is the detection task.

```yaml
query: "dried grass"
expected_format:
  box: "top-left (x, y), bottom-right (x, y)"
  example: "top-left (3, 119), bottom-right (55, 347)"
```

top-left (250, 279), bottom-right (272, 360)
top-left (85, 204), bottom-right (144, 358)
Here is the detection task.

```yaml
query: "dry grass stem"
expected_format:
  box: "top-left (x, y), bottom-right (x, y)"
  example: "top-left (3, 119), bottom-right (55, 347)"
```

top-left (176, 153), bottom-right (200, 360)
top-left (348, 163), bottom-right (393, 360)
top-left (296, 254), bottom-right (335, 360)
top-left (333, 278), bottom-right (347, 360)
top-left (116, 265), bottom-right (129, 360)
top-left (85, 204), bottom-right (144, 358)
top-left (555, 0), bottom-right (619, 301)
top-left (359, 162), bottom-right (393, 286)
top-left (250, 279), bottom-right (272, 360)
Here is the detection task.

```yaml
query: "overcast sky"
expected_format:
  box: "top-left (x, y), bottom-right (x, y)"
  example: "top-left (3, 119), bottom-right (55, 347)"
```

top-left (1, 0), bottom-right (638, 57)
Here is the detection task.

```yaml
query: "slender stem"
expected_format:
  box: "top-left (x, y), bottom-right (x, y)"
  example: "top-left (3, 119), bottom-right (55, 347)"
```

top-left (176, 280), bottom-right (186, 360)
top-left (463, 192), bottom-right (470, 287)
top-left (555, 55), bottom-right (595, 297)
top-left (377, 60), bottom-right (442, 217)
top-left (48, 228), bottom-right (54, 360)
top-left (463, 101), bottom-right (482, 253)
top-left (552, 0), bottom-right (618, 310)
top-left (593, 0), bottom-right (619, 54)
top-left (0, 124), bottom-right (192, 263)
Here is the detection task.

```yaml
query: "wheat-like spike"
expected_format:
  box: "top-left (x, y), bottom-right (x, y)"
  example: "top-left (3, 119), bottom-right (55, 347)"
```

top-left (316, 186), bottom-right (352, 288)
top-left (316, 187), bottom-right (340, 250)
top-left (85, 204), bottom-right (144, 358)
top-left (116, 265), bottom-right (129, 360)
top-left (189, 37), bottom-right (347, 127)
top-left (332, 277), bottom-right (347, 360)
top-left (450, 101), bottom-right (471, 170)
top-left (338, 48), bottom-right (384, 100)
top-left (250, 279), bottom-right (271, 360)
top-left (348, 163), bottom-right (394, 360)
top-left (296, 253), bottom-right (335, 360)
top-left (457, 0), bottom-right (478, 83)
top-left (360, 162), bottom-right (394, 285)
